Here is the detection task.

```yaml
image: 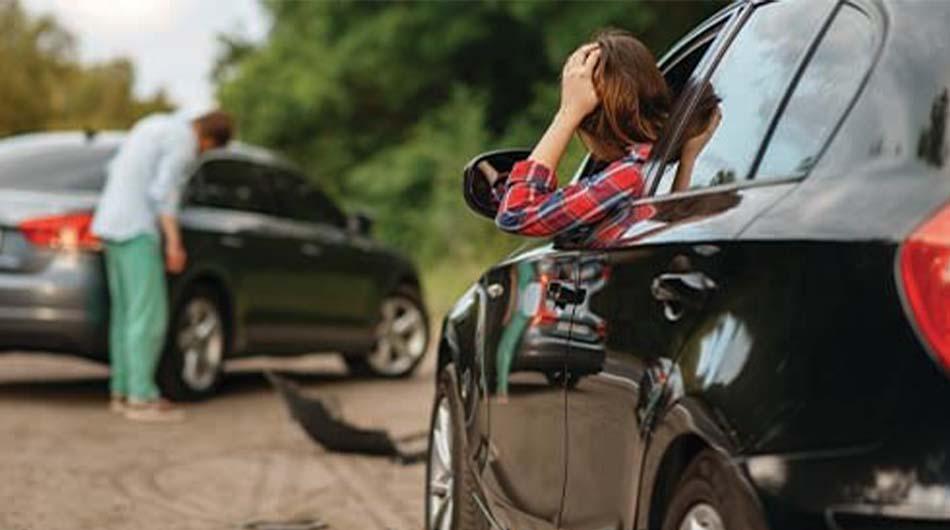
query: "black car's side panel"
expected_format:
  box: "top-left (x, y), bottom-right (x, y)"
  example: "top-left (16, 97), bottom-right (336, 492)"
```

top-left (477, 249), bottom-right (577, 530)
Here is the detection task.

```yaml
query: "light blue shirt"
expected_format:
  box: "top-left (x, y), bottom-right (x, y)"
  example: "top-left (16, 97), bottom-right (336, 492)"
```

top-left (91, 113), bottom-right (197, 242)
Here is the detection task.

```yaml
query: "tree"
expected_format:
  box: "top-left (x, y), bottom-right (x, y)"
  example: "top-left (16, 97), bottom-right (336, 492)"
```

top-left (0, 0), bottom-right (172, 137)
top-left (216, 1), bottom-right (724, 311)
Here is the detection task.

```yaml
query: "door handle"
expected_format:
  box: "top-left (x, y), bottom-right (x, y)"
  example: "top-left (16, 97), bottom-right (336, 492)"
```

top-left (300, 242), bottom-right (323, 257)
top-left (546, 281), bottom-right (587, 309)
top-left (219, 235), bottom-right (244, 249)
top-left (651, 271), bottom-right (717, 322)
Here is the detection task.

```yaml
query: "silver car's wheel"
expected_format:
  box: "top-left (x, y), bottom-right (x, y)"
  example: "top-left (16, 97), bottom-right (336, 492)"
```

top-left (177, 297), bottom-right (225, 392)
top-left (365, 295), bottom-right (428, 376)
top-left (428, 396), bottom-right (454, 530)
top-left (678, 503), bottom-right (725, 530)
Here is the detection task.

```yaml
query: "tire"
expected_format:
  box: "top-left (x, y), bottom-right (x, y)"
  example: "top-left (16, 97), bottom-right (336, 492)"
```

top-left (660, 449), bottom-right (769, 530)
top-left (344, 284), bottom-right (429, 378)
top-left (425, 366), bottom-right (487, 530)
top-left (157, 285), bottom-right (228, 402)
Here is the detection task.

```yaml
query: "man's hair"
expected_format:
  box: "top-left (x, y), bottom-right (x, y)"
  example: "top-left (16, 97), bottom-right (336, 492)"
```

top-left (193, 110), bottom-right (234, 148)
top-left (579, 29), bottom-right (671, 162)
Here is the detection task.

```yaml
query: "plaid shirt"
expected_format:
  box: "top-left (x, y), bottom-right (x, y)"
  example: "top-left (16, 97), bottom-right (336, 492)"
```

top-left (495, 143), bottom-right (652, 238)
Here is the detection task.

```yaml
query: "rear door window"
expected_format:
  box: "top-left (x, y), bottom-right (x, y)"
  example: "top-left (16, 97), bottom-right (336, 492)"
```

top-left (653, 0), bottom-right (834, 194)
top-left (189, 159), bottom-right (277, 215)
top-left (269, 170), bottom-right (347, 228)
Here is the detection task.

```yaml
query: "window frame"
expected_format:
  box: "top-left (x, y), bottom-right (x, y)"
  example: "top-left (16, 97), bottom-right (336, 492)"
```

top-left (569, 3), bottom-right (745, 187)
top-left (645, 0), bottom-right (884, 200)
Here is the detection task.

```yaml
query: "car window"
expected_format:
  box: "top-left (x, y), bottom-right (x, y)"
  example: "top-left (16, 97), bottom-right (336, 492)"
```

top-left (188, 159), bottom-right (276, 214)
top-left (756, 5), bottom-right (875, 179)
top-left (573, 20), bottom-right (724, 185)
top-left (269, 170), bottom-right (347, 228)
top-left (654, 0), bottom-right (833, 195)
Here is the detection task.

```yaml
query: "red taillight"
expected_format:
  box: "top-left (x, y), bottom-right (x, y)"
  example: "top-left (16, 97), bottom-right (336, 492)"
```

top-left (18, 212), bottom-right (101, 251)
top-left (899, 202), bottom-right (950, 370)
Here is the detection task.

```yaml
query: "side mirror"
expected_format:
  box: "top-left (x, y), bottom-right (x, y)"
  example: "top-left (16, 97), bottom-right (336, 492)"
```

top-left (462, 149), bottom-right (531, 219)
top-left (347, 211), bottom-right (374, 237)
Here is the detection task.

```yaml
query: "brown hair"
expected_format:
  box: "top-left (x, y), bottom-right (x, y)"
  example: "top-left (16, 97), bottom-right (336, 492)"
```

top-left (579, 29), bottom-right (671, 162)
top-left (193, 110), bottom-right (234, 148)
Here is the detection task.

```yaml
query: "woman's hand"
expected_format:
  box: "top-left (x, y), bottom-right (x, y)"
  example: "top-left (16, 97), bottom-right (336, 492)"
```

top-left (681, 106), bottom-right (722, 160)
top-left (559, 43), bottom-right (602, 124)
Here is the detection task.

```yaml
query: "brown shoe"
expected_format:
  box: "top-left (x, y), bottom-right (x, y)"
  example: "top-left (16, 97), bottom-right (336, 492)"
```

top-left (109, 395), bottom-right (127, 414)
top-left (124, 399), bottom-right (185, 422)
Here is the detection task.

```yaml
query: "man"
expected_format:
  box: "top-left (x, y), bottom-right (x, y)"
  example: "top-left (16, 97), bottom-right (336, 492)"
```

top-left (91, 111), bottom-right (234, 422)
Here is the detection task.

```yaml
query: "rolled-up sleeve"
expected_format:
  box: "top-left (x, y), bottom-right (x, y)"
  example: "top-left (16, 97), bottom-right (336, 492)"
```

top-left (148, 130), bottom-right (196, 217)
top-left (495, 150), bottom-right (648, 238)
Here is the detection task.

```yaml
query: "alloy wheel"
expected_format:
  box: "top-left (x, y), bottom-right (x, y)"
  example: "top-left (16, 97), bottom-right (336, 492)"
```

top-left (366, 296), bottom-right (427, 375)
top-left (176, 297), bottom-right (224, 391)
top-left (678, 502), bottom-right (726, 530)
top-left (428, 396), bottom-right (454, 530)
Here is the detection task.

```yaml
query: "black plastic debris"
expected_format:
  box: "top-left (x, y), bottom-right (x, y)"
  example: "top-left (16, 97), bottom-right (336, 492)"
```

top-left (241, 519), bottom-right (328, 530)
top-left (266, 371), bottom-right (427, 464)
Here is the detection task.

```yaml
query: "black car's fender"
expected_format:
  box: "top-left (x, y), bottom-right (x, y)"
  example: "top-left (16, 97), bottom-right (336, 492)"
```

top-left (638, 392), bottom-right (754, 530)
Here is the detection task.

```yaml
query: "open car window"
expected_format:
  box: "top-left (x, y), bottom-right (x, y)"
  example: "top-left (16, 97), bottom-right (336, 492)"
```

top-left (652, 0), bottom-right (835, 195)
top-left (571, 11), bottom-right (731, 185)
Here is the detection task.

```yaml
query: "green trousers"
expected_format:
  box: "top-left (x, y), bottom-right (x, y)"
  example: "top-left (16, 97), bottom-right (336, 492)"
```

top-left (103, 235), bottom-right (167, 401)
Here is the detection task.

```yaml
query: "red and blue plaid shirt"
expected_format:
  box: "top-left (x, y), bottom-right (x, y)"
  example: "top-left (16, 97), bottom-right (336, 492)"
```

top-left (495, 143), bottom-right (652, 238)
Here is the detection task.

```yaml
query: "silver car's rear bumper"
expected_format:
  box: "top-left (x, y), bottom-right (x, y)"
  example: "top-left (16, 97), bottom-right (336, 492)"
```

top-left (0, 250), bottom-right (108, 360)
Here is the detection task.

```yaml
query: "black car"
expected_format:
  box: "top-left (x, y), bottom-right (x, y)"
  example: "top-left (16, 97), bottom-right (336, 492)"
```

top-left (426, 1), bottom-right (950, 529)
top-left (0, 132), bottom-right (429, 400)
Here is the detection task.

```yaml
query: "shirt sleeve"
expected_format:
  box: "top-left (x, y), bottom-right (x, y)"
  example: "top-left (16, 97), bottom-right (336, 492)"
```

top-left (494, 154), bottom-right (647, 238)
top-left (148, 129), bottom-right (196, 217)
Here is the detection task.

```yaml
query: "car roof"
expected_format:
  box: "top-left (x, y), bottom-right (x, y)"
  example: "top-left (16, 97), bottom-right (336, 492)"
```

top-left (0, 130), bottom-right (298, 172)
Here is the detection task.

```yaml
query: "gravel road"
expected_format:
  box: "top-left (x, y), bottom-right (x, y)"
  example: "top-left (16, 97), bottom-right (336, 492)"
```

top-left (0, 352), bottom-right (435, 530)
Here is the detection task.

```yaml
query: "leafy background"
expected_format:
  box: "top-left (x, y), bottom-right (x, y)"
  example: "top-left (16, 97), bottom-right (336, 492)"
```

top-left (2, 0), bottom-right (722, 316)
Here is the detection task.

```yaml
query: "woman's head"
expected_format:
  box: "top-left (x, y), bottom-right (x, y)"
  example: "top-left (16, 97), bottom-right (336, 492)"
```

top-left (579, 29), bottom-right (671, 161)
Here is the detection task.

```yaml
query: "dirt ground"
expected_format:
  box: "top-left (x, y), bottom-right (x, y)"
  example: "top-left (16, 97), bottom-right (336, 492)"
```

top-left (0, 352), bottom-right (435, 530)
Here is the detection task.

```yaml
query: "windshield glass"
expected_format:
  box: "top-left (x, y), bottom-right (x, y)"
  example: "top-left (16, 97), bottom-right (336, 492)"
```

top-left (0, 144), bottom-right (116, 192)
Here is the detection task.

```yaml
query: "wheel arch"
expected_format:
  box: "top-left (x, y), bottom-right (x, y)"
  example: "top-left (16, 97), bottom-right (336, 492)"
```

top-left (646, 433), bottom-right (709, 530)
top-left (171, 268), bottom-right (239, 355)
top-left (640, 396), bottom-right (739, 530)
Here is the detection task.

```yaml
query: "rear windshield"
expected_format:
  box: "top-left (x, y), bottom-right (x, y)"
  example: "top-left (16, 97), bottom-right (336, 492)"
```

top-left (0, 144), bottom-right (116, 192)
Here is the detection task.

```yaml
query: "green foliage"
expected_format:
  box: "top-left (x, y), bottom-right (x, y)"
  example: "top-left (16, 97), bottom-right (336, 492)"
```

top-left (217, 0), bottom-right (723, 310)
top-left (0, 0), bottom-right (171, 137)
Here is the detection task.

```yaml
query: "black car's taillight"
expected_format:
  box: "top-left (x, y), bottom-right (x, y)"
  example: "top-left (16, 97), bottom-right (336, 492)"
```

top-left (899, 201), bottom-right (950, 373)
top-left (18, 212), bottom-right (101, 251)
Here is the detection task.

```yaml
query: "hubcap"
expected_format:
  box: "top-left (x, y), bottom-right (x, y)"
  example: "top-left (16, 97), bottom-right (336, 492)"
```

top-left (428, 397), bottom-right (454, 530)
top-left (679, 502), bottom-right (725, 530)
top-left (367, 296), bottom-right (427, 375)
top-left (177, 297), bottom-right (224, 391)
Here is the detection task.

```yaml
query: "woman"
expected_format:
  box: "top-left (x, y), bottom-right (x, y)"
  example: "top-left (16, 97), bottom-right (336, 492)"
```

top-left (495, 29), bottom-right (718, 237)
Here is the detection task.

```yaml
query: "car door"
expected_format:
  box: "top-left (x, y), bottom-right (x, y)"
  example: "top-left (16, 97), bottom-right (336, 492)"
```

top-left (179, 157), bottom-right (291, 352)
top-left (555, 1), bottom-right (841, 528)
top-left (267, 169), bottom-right (379, 349)
top-left (476, 241), bottom-right (581, 530)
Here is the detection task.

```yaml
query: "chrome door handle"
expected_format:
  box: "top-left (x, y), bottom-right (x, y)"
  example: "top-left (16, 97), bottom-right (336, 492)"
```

top-left (651, 271), bottom-right (717, 322)
top-left (301, 242), bottom-right (323, 257)
top-left (219, 235), bottom-right (244, 249)
top-left (486, 283), bottom-right (504, 299)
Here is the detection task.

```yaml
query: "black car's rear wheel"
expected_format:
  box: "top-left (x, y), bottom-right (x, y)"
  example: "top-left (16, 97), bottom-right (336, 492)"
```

top-left (661, 449), bottom-right (768, 530)
top-left (425, 366), bottom-right (486, 530)
top-left (157, 285), bottom-right (227, 402)
top-left (345, 285), bottom-right (429, 378)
